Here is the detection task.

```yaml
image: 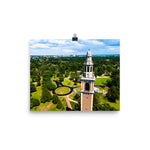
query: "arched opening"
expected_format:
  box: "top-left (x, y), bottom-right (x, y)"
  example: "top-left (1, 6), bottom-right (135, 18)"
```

top-left (85, 83), bottom-right (90, 91)
top-left (84, 66), bottom-right (86, 72)
top-left (90, 66), bottom-right (92, 72)
top-left (87, 66), bottom-right (89, 72)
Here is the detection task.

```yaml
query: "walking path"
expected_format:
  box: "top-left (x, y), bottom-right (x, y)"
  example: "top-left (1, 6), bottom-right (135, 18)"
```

top-left (96, 76), bottom-right (110, 78)
top-left (43, 102), bottom-right (53, 111)
top-left (68, 97), bottom-right (78, 104)
top-left (36, 101), bottom-right (53, 111)
top-left (65, 96), bottom-right (72, 110)
top-left (52, 80), bottom-right (74, 96)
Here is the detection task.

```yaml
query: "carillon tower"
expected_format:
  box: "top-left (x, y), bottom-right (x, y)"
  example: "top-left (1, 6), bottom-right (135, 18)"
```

top-left (81, 49), bottom-right (95, 111)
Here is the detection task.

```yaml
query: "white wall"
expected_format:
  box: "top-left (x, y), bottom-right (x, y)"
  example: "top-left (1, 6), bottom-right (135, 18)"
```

top-left (0, 0), bottom-right (150, 150)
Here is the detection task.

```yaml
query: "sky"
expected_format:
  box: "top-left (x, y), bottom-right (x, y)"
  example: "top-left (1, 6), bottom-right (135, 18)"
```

top-left (30, 39), bottom-right (120, 56)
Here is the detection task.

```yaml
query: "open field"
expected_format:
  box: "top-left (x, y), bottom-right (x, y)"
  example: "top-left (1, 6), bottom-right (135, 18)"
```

top-left (69, 93), bottom-right (76, 100)
top-left (63, 79), bottom-right (81, 87)
top-left (63, 79), bottom-right (73, 86)
top-left (94, 77), bottom-right (110, 86)
top-left (31, 86), bottom-right (42, 100)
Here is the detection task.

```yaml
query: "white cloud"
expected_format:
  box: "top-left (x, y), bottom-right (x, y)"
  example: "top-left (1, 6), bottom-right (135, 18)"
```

top-left (31, 43), bottom-right (50, 49)
top-left (81, 39), bottom-right (104, 45)
top-left (72, 42), bottom-right (85, 48)
top-left (62, 49), bottom-right (74, 53)
top-left (48, 39), bottom-right (69, 45)
top-left (106, 46), bottom-right (120, 51)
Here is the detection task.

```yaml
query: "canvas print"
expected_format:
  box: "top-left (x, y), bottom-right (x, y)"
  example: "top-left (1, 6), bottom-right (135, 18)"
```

top-left (30, 39), bottom-right (120, 111)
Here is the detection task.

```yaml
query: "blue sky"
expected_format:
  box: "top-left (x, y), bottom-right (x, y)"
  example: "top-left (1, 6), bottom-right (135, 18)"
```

top-left (30, 39), bottom-right (120, 55)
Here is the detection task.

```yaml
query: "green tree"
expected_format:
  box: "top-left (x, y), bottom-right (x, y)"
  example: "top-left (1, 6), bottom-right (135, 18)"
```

top-left (52, 94), bottom-right (59, 104)
top-left (30, 98), bottom-right (40, 108)
top-left (59, 76), bottom-right (64, 83)
top-left (93, 92), bottom-right (101, 105)
top-left (93, 103), bottom-right (116, 111)
top-left (94, 67), bottom-right (98, 77)
top-left (41, 88), bottom-right (52, 103)
top-left (74, 98), bottom-right (81, 111)
top-left (107, 86), bottom-right (119, 102)
top-left (30, 82), bottom-right (36, 93)
top-left (106, 69), bottom-right (120, 102)
top-left (97, 66), bottom-right (105, 76)
top-left (65, 71), bottom-right (69, 77)
top-left (56, 100), bottom-right (63, 109)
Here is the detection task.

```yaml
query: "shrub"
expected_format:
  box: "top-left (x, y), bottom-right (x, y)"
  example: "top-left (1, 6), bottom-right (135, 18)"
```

top-left (30, 82), bottom-right (36, 93)
top-left (52, 94), bottom-right (59, 104)
top-left (93, 103), bottom-right (117, 111)
top-left (41, 88), bottom-right (52, 103)
top-left (30, 98), bottom-right (40, 108)
top-left (56, 100), bottom-right (63, 109)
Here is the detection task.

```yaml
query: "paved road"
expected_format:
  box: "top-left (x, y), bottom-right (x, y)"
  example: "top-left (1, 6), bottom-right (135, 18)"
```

top-left (65, 96), bottom-right (72, 110)
top-left (52, 80), bottom-right (74, 96)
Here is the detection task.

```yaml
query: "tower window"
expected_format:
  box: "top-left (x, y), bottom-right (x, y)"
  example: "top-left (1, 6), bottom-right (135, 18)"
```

top-left (85, 83), bottom-right (90, 91)
top-left (84, 66), bottom-right (86, 72)
top-left (90, 66), bottom-right (92, 72)
top-left (87, 66), bottom-right (89, 72)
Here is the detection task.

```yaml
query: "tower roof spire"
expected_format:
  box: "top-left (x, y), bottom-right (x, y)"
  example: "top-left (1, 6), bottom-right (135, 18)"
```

top-left (84, 49), bottom-right (93, 65)
top-left (87, 49), bottom-right (92, 57)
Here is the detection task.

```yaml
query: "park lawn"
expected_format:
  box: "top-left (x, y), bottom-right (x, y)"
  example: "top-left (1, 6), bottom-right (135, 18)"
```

top-left (59, 97), bottom-right (67, 110)
top-left (47, 97), bottom-right (67, 111)
top-left (52, 81), bottom-right (57, 87)
top-left (40, 76), bottom-right (43, 82)
top-left (51, 76), bottom-right (59, 81)
top-left (47, 104), bottom-right (58, 111)
top-left (98, 86), bottom-right (104, 90)
top-left (70, 101), bottom-right (76, 110)
top-left (94, 78), bottom-right (110, 86)
top-left (63, 79), bottom-right (81, 87)
top-left (38, 101), bottom-right (50, 108)
top-left (55, 87), bottom-right (70, 94)
top-left (106, 100), bottom-right (120, 110)
top-left (30, 107), bottom-right (41, 111)
top-left (72, 82), bottom-right (81, 87)
top-left (69, 93), bottom-right (76, 100)
top-left (31, 86), bottom-right (42, 100)
top-left (63, 79), bottom-right (73, 86)
top-left (75, 87), bottom-right (81, 93)
top-left (99, 95), bottom-right (120, 111)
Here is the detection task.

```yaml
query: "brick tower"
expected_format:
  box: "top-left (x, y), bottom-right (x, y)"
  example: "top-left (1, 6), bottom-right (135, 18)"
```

top-left (81, 49), bottom-right (95, 111)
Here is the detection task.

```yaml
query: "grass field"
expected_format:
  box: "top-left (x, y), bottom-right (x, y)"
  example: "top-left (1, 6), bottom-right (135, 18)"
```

top-left (63, 79), bottom-right (73, 86)
top-left (63, 79), bottom-right (81, 87)
top-left (30, 107), bottom-right (41, 111)
top-left (55, 87), bottom-right (70, 94)
top-left (31, 86), bottom-right (42, 100)
top-left (98, 94), bottom-right (120, 110)
top-left (70, 101), bottom-right (77, 110)
top-left (69, 93), bottom-right (76, 100)
top-left (47, 97), bottom-right (67, 111)
top-left (94, 77), bottom-right (110, 86)
top-left (106, 100), bottom-right (120, 110)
